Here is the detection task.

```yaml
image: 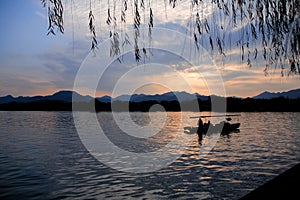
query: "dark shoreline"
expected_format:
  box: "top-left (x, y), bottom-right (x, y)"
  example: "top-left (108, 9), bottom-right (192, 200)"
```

top-left (240, 163), bottom-right (300, 200)
top-left (1, 97), bottom-right (300, 112)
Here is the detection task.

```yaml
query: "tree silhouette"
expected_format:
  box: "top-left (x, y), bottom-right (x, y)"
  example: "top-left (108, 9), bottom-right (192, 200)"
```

top-left (42, 0), bottom-right (299, 75)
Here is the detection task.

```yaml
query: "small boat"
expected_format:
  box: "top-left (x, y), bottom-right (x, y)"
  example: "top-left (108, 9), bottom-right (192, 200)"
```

top-left (184, 122), bottom-right (240, 135)
top-left (218, 122), bottom-right (240, 135)
top-left (184, 114), bottom-right (241, 136)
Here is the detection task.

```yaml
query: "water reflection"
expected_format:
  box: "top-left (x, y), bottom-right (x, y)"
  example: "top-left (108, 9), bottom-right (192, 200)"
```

top-left (97, 112), bottom-right (184, 153)
top-left (0, 112), bottom-right (299, 199)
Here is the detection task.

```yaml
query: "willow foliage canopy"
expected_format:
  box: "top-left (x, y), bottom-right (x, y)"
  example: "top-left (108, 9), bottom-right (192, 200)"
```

top-left (41, 0), bottom-right (300, 75)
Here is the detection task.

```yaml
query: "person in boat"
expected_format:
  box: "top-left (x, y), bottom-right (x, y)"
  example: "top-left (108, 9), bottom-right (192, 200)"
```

top-left (197, 118), bottom-right (204, 133)
top-left (204, 120), bottom-right (211, 130)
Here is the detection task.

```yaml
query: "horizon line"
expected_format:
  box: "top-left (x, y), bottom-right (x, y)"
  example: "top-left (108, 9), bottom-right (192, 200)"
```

top-left (1, 87), bottom-right (300, 99)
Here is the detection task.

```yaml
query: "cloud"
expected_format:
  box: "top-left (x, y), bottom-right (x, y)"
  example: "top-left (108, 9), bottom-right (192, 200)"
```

top-left (37, 39), bottom-right (90, 89)
top-left (0, 71), bottom-right (56, 96)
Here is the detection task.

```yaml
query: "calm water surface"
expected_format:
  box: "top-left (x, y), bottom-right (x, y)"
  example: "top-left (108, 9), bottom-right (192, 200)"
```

top-left (0, 111), bottom-right (299, 199)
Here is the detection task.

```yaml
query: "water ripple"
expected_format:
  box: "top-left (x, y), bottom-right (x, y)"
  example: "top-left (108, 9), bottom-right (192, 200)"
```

top-left (0, 112), bottom-right (299, 199)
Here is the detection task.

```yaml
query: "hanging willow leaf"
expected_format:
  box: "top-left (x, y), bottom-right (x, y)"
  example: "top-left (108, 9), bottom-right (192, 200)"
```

top-left (250, 23), bottom-right (257, 39)
top-left (241, 45), bottom-right (245, 61)
top-left (194, 33), bottom-right (199, 50)
top-left (209, 37), bottom-right (214, 50)
top-left (169, 0), bottom-right (177, 8)
top-left (141, 0), bottom-right (145, 9)
top-left (217, 37), bottom-right (224, 55)
top-left (148, 7), bottom-right (154, 39)
top-left (124, 0), bottom-right (127, 11)
top-left (106, 8), bottom-right (112, 25)
top-left (149, 8), bottom-right (153, 28)
top-left (110, 32), bottom-right (120, 56)
top-left (41, 0), bottom-right (47, 7)
top-left (123, 33), bottom-right (131, 46)
top-left (89, 9), bottom-right (97, 51)
top-left (204, 19), bottom-right (210, 33)
top-left (134, 0), bottom-right (141, 29)
top-left (121, 11), bottom-right (126, 23)
top-left (196, 13), bottom-right (202, 35)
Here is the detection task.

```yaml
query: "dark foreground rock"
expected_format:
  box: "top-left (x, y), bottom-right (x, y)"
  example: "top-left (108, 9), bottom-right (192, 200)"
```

top-left (240, 163), bottom-right (300, 200)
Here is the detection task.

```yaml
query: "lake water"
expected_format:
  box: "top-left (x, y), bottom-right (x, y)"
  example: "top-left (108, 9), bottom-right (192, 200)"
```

top-left (0, 111), bottom-right (299, 199)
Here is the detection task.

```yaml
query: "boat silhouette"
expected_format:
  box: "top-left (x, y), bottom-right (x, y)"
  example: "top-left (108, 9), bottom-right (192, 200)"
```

top-left (184, 114), bottom-right (241, 138)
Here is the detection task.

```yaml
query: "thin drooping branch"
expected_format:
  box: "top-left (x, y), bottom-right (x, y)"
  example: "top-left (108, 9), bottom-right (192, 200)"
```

top-left (89, 1), bottom-right (98, 52)
top-left (134, 0), bottom-right (141, 62)
top-left (42, 0), bottom-right (64, 35)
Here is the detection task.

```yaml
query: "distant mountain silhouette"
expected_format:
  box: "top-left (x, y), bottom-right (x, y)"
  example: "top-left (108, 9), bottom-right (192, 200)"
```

top-left (111, 91), bottom-right (209, 103)
top-left (45, 91), bottom-right (93, 102)
top-left (1, 88), bottom-right (300, 105)
top-left (1, 90), bottom-right (207, 104)
top-left (96, 95), bottom-right (112, 103)
top-left (0, 91), bottom-right (93, 104)
top-left (0, 95), bottom-right (16, 104)
top-left (0, 95), bottom-right (44, 104)
top-left (254, 88), bottom-right (300, 99)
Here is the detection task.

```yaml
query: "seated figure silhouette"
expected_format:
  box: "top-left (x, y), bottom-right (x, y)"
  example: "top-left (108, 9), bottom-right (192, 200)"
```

top-left (197, 118), bottom-right (204, 141)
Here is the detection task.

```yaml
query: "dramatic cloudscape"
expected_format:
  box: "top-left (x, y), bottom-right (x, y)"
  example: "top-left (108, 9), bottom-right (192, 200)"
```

top-left (0, 0), bottom-right (299, 98)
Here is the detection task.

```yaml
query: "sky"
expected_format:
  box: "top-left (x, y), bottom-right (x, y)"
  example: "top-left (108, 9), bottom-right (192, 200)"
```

top-left (0, 0), bottom-right (299, 98)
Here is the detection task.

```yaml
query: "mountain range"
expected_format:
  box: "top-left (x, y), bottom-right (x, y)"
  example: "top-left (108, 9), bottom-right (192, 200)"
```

top-left (0, 88), bottom-right (300, 105)
top-left (97, 91), bottom-right (209, 102)
top-left (253, 88), bottom-right (300, 99)
top-left (0, 91), bottom-right (93, 104)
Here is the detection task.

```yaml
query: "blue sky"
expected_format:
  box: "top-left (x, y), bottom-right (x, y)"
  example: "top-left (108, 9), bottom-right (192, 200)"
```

top-left (0, 0), bottom-right (299, 98)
